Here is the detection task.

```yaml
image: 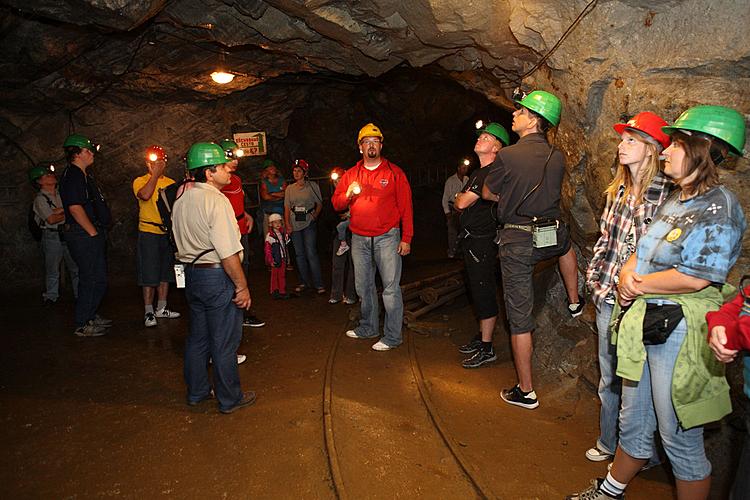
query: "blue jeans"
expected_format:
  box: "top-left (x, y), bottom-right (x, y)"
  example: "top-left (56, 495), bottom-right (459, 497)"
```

top-left (184, 267), bottom-right (244, 411)
top-left (619, 314), bottom-right (710, 481)
top-left (291, 221), bottom-right (323, 289)
top-left (596, 301), bottom-right (620, 454)
top-left (330, 236), bottom-right (355, 302)
top-left (351, 228), bottom-right (403, 347)
top-left (41, 230), bottom-right (79, 301)
top-left (65, 228), bottom-right (107, 327)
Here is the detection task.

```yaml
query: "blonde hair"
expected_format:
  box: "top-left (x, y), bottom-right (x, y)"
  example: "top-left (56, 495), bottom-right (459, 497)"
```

top-left (604, 132), bottom-right (661, 202)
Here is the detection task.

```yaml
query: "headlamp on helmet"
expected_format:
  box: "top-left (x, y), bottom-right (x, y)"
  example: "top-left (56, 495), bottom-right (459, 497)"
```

top-left (146, 145), bottom-right (167, 163)
top-left (219, 139), bottom-right (243, 160)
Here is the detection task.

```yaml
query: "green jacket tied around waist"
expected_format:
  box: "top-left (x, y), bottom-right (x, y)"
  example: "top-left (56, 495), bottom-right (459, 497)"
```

top-left (610, 284), bottom-right (736, 429)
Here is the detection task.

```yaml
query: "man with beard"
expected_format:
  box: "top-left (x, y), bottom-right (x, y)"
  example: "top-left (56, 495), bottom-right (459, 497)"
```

top-left (332, 123), bottom-right (413, 351)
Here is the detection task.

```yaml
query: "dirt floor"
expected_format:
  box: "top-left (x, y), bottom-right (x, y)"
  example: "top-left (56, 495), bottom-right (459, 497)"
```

top-left (1, 240), bottom-right (684, 500)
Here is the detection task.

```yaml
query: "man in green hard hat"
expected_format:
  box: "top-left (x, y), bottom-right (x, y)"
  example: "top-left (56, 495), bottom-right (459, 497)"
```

top-left (59, 133), bottom-right (112, 337)
top-left (29, 163), bottom-right (79, 305)
top-left (172, 142), bottom-right (255, 414)
top-left (482, 90), bottom-right (582, 409)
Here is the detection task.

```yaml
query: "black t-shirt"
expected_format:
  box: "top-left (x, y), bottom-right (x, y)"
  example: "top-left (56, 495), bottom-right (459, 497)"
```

top-left (59, 163), bottom-right (111, 229)
top-left (459, 166), bottom-right (497, 236)
top-left (484, 133), bottom-right (564, 243)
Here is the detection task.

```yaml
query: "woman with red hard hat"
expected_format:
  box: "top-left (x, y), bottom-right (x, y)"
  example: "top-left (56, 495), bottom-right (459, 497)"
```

top-left (570, 105), bottom-right (747, 499)
top-left (584, 111), bottom-right (673, 466)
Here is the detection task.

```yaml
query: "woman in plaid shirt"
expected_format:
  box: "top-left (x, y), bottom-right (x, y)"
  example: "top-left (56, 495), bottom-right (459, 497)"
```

top-left (584, 112), bottom-right (673, 463)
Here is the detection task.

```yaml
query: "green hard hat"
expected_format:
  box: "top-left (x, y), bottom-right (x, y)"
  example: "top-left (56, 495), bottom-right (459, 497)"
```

top-left (477, 122), bottom-right (510, 146)
top-left (186, 142), bottom-right (230, 170)
top-left (28, 163), bottom-right (55, 183)
top-left (262, 159), bottom-right (276, 168)
top-left (516, 90), bottom-right (562, 127)
top-left (63, 133), bottom-right (98, 152)
top-left (662, 105), bottom-right (746, 156)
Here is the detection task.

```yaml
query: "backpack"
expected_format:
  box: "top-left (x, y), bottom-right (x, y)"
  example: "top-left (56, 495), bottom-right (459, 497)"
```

top-left (156, 179), bottom-right (193, 251)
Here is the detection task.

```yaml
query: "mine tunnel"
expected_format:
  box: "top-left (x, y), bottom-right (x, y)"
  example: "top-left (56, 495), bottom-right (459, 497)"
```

top-left (1, 1), bottom-right (749, 498)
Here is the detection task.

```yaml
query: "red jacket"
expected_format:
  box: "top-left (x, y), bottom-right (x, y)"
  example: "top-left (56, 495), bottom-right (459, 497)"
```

top-left (221, 174), bottom-right (250, 234)
top-left (331, 158), bottom-right (413, 244)
top-left (706, 285), bottom-right (750, 351)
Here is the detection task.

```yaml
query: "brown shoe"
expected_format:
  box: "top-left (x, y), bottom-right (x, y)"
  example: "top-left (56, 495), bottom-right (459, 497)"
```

top-left (220, 391), bottom-right (256, 414)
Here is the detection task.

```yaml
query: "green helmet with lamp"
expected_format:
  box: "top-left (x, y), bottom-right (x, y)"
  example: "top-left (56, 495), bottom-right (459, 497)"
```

top-left (515, 90), bottom-right (562, 127)
top-left (477, 122), bottom-right (510, 146)
top-left (661, 105), bottom-right (746, 157)
top-left (186, 142), bottom-right (230, 170)
top-left (219, 139), bottom-right (244, 159)
top-left (28, 163), bottom-right (56, 183)
top-left (63, 133), bottom-right (99, 153)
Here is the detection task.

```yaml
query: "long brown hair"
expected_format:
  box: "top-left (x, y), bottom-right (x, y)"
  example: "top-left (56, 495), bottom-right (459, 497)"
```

top-left (669, 130), bottom-right (724, 197)
top-left (604, 132), bottom-right (661, 202)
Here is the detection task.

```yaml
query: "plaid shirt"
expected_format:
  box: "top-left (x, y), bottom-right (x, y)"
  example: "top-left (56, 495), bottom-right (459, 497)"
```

top-left (587, 171), bottom-right (673, 307)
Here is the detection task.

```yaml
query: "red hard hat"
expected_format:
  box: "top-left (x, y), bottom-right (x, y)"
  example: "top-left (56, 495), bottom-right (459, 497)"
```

top-left (613, 112), bottom-right (671, 150)
top-left (294, 159), bottom-right (309, 172)
top-left (146, 145), bottom-right (167, 162)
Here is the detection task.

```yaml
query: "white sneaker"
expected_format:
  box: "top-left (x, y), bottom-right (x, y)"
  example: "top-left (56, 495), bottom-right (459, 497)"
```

top-left (585, 446), bottom-right (613, 462)
top-left (155, 307), bottom-right (181, 319)
top-left (336, 242), bottom-right (350, 256)
top-left (144, 312), bottom-right (157, 327)
top-left (237, 354), bottom-right (247, 365)
top-left (346, 329), bottom-right (362, 338)
top-left (371, 340), bottom-right (392, 351)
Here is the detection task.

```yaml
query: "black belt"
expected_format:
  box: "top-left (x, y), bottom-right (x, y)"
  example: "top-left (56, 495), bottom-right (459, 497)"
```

top-left (190, 263), bottom-right (222, 269)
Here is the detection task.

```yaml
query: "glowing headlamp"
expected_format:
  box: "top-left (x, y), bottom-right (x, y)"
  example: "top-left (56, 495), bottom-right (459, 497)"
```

top-left (331, 171), bottom-right (339, 181)
top-left (463, 158), bottom-right (471, 166)
top-left (352, 185), bottom-right (361, 195)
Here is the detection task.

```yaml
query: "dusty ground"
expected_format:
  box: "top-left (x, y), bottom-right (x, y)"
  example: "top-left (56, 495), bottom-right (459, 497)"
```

top-left (1, 244), bottom-right (682, 500)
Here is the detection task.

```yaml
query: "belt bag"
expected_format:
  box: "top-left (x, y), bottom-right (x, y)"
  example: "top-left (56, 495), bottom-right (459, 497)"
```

top-left (642, 303), bottom-right (684, 345)
top-left (531, 219), bottom-right (559, 249)
top-left (293, 206), bottom-right (310, 222)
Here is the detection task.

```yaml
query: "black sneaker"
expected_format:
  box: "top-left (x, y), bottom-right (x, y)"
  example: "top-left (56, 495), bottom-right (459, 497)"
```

top-left (568, 298), bottom-right (585, 318)
top-left (500, 384), bottom-right (539, 409)
top-left (566, 478), bottom-right (623, 499)
top-left (220, 391), bottom-right (257, 414)
top-left (458, 336), bottom-right (482, 354)
top-left (243, 315), bottom-right (266, 328)
top-left (462, 348), bottom-right (497, 369)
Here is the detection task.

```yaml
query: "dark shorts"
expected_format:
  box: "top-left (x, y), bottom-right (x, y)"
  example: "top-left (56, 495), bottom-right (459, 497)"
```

top-left (499, 223), bottom-right (571, 334)
top-left (137, 231), bottom-right (175, 286)
top-left (462, 236), bottom-right (499, 320)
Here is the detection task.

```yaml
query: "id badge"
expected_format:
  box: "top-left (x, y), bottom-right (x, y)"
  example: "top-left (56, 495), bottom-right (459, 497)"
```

top-left (174, 264), bottom-right (186, 288)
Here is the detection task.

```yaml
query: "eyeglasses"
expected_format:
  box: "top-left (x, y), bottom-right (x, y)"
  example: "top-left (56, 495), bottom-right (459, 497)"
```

top-left (361, 139), bottom-right (381, 145)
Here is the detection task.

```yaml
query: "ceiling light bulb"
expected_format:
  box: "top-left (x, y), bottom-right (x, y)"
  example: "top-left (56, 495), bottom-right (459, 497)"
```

top-left (475, 120), bottom-right (484, 130)
top-left (211, 71), bottom-right (235, 84)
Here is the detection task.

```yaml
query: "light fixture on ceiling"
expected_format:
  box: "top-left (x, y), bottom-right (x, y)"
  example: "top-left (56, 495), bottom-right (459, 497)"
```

top-left (211, 71), bottom-right (235, 84)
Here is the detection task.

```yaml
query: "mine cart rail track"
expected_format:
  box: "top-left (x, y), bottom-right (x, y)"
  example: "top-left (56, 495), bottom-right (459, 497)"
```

top-left (321, 267), bottom-right (496, 499)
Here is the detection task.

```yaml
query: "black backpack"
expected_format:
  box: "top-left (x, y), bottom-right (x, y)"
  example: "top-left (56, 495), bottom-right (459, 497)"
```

top-left (156, 179), bottom-right (193, 251)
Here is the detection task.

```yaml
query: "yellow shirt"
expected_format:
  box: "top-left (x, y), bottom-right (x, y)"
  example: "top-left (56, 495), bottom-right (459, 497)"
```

top-left (132, 174), bottom-right (175, 234)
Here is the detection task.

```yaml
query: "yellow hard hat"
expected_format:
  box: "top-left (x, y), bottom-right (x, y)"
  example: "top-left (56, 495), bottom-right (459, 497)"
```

top-left (357, 123), bottom-right (384, 143)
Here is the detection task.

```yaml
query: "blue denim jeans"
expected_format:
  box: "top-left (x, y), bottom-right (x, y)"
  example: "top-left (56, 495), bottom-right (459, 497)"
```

top-left (351, 228), bottom-right (403, 347)
top-left (595, 301), bottom-right (620, 455)
top-left (184, 267), bottom-right (244, 411)
top-left (41, 229), bottom-right (79, 301)
top-left (330, 236), bottom-right (355, 302)
top-left (291, 221), bottom-right (323, 289)
top-left (64, 228), bottom-right (107, 327)
top-left (619, 313), bottom-right (710, 481)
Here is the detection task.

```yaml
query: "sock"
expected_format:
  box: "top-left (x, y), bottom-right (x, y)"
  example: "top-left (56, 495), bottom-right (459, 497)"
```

top-left (157, 300), bottom-right (167, 311)
top-left (145, 305), bottom-right (154, 315)
top-left (600, 472), bottom-right (627, 497)
top-left (481, 341), bottom-right (493, 352)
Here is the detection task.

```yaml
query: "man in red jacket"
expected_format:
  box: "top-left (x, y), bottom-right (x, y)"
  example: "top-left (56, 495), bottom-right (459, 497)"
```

top-left (332, 123), bottom-right (413, 351)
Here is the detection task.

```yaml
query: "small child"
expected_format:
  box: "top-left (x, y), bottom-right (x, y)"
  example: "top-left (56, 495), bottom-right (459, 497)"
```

top-left (264, 213), bottom-right (290, 299)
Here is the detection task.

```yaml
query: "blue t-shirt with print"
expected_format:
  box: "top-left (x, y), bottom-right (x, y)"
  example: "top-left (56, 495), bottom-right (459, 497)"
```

top-left (634, 186), bottom-right (746, 283)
